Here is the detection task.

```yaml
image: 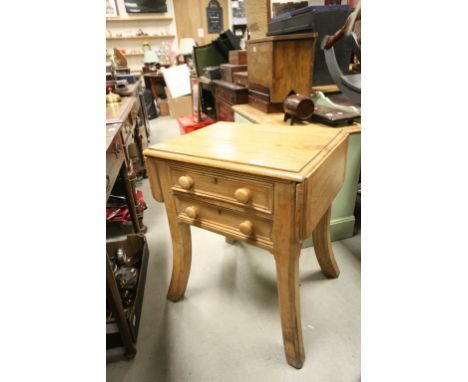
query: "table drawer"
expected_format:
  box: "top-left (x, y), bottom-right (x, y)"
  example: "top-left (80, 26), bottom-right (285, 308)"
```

top-left (106, 131), bottom-right (125, 197)
top-left (175, 196), bottom-right (272, 244)
top-left (169, 165), bottom-right (273, 214)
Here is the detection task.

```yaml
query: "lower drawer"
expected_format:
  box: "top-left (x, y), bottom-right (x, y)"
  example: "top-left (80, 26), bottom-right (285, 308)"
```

top-left (175, 196), bottom-right (273, 247)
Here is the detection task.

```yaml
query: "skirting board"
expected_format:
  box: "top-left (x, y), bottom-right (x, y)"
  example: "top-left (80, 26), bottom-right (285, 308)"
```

top-left (303, 215), bottom-right (356, 247)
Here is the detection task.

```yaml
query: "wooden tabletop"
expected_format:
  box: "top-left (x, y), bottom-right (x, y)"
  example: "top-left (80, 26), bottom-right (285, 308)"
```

top-left (232, 104), bottom-right (361, 135)
top-left (144, 122), bottom-right (348, 182)
top-left (106, 122), bottom-right (122, 151)
top-left (106, 96), bottom-right (136, 124)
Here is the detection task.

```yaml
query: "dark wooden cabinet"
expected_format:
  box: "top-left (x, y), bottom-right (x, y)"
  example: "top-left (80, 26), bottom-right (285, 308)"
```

top-left (213, 79), bottom-right (248, 121)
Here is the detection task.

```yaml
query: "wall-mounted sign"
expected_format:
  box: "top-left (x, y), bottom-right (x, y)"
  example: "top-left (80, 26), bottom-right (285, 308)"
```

top-left (206, 0), bottom-right (224, 34)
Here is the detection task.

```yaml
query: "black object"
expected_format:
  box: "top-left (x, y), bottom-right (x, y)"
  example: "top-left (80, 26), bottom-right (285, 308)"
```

top-left (142, 88), bottom-right (158, 120)
top-left (321, 35), bottom-right (361, 103)
top-left (267, 5), bottom-right (352, 86)
top-left (203, 66), bottom-right (222, 80)
top-left (212, 29), bottom-right (241, 59)
top-left (206, 0), bottom-right (223, 33)
top-left (311, 105), bottom-right (360, 126)
top-left (124, 0), bottom-right (167, 14)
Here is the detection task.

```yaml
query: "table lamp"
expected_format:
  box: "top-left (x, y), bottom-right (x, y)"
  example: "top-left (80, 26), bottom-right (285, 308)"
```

top-left (178, 38), bottom-right (196, 70)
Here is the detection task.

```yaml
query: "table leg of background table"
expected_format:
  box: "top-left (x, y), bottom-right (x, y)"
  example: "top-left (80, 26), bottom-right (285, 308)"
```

top-left (312, 207), bottom-right (340, 278)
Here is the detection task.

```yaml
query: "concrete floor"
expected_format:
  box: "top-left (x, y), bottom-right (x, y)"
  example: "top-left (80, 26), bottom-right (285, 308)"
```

top-left (107, 117), bottom-right (361, 382)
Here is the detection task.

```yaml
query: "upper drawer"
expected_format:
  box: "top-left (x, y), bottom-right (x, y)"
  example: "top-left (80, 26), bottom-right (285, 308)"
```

top-left (169, 165), bottom-right (273, 214)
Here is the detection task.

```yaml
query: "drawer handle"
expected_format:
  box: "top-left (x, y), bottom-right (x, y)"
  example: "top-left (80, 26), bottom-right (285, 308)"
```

top-left (185, 206), bottom-right (198, 219)
top-left (239, 220), bottom-right (253, 235)
top-left (178, 175), bottom-right (194, 189)
top-left (234, 187), bottom-right (252, 203)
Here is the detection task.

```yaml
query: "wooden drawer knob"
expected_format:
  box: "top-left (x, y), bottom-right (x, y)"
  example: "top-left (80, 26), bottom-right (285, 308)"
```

top-left (239, 220), bottom-right (253, 235)
top-left (178, 175), bottom-right (194, 189)
top-left (234, 187), bottom-right (252, 203)
top-left (185, 206), bottom-right (198, 219)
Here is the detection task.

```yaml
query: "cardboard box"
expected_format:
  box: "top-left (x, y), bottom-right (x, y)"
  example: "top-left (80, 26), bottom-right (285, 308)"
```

top-left (158, 98), bottom-right (170, 116)
top-left (165, 87), bottom-right (192, 118)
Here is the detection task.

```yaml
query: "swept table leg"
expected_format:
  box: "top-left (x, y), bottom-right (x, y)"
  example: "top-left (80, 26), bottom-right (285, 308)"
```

top-left (166, 218), bottom-right (192, 302)
top-left (312, 207), bottom-right (340, 278)
top-left (274, 242), bottom-right (305, 369)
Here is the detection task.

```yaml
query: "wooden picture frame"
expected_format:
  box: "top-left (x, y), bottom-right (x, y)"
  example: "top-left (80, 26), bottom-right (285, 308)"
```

top-left (191, 78), bottom-right (201, 122)
top-left (106, 0), bottom-right (119, 18)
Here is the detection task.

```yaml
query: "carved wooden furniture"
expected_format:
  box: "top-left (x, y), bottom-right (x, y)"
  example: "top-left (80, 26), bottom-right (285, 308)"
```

top-left (144, 122), bottom-right (349, 368)
top-left (232, 103), bottom-right (361, 243)
top-left (107, 96), bottom-right (148, 231)
top-left (106, 121), bottom-right (148, 359)
top-left (246, 33), bottom-right (318, 113)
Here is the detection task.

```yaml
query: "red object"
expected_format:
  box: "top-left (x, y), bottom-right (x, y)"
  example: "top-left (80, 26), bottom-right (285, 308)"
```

top-left (106, 189), bottom-right (147, 223)
top-left (176, 113), bottom-right (215, 134)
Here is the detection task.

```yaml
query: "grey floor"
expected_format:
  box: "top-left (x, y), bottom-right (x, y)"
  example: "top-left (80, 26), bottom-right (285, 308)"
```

top-left (107, 117), bottom-right (361, 382)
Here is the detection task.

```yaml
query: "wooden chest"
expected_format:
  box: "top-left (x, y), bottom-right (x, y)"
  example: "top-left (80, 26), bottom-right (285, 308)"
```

top-left (220, 63), bottom-right (248, 83)
top-left (214, 79), bottom-right (249, 122)
top-left (246, 33), bottom-right (317, 103)
top-left (229, 50), bottom-right (247, 65)
top-left (233, 71), bottom-right (248, 87)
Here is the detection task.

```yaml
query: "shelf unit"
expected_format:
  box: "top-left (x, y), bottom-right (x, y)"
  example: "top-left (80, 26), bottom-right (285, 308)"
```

top-left (106, 16), bottom-right (173, 22)
top-left (107, 35), bottom-right (175, 41)
top-left (106, 7), bottom-right (177, 72)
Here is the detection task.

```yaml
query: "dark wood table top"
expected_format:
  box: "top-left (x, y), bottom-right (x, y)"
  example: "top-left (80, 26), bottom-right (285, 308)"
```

top-left (106, 96), bottom-right (135, 124)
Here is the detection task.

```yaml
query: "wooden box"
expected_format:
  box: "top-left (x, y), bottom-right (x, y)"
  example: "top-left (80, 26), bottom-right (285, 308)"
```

top-left (214, 80), bottom-right (249, 105)
top-left (229, 50), bottom-right (247, 65)
top-left (232, 71), bottom-right (248, 87)
top-left (220, 63), bottom-right (248, 83)
top-left (246, 33), bottom-right (317, 103)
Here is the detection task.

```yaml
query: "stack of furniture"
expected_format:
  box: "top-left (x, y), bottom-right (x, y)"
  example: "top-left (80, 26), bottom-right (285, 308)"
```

top-left (213, 50), bottom-right (249, 121)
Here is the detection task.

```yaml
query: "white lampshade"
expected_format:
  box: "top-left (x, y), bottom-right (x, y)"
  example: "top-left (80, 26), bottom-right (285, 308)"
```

top-left (144, 50), bottom-right (159, 64)
top-left (179, 38), bottom-right (196, 55)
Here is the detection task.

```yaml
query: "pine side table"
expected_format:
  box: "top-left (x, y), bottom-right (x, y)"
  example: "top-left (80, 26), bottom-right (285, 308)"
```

top-left (144, 122), bottom-right (349, 368)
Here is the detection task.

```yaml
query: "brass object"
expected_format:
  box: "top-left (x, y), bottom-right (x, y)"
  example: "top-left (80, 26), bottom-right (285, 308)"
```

top-left (106, 90), bottom-right (121, 104)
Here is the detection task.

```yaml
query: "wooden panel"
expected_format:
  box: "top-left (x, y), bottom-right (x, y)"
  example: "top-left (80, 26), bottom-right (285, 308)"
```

top-left (174, 194), bottom-right (273, 249)
top-left (302, 136), bottom-right (349, 239)
top-left (168, 164), bottom-right (274, 213)
top-left (246, 40), bottom-right (273, 93)
top-left (106, 131), bottom-right (125, 200)
top-left (216, 99), bottom-right (235, 122)
top-left (173, 0), bottom-right (229, 45)
top-left (273, 39), bottom-right (316, 102)
top-left (145, 122), bottom-right (347, 181)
